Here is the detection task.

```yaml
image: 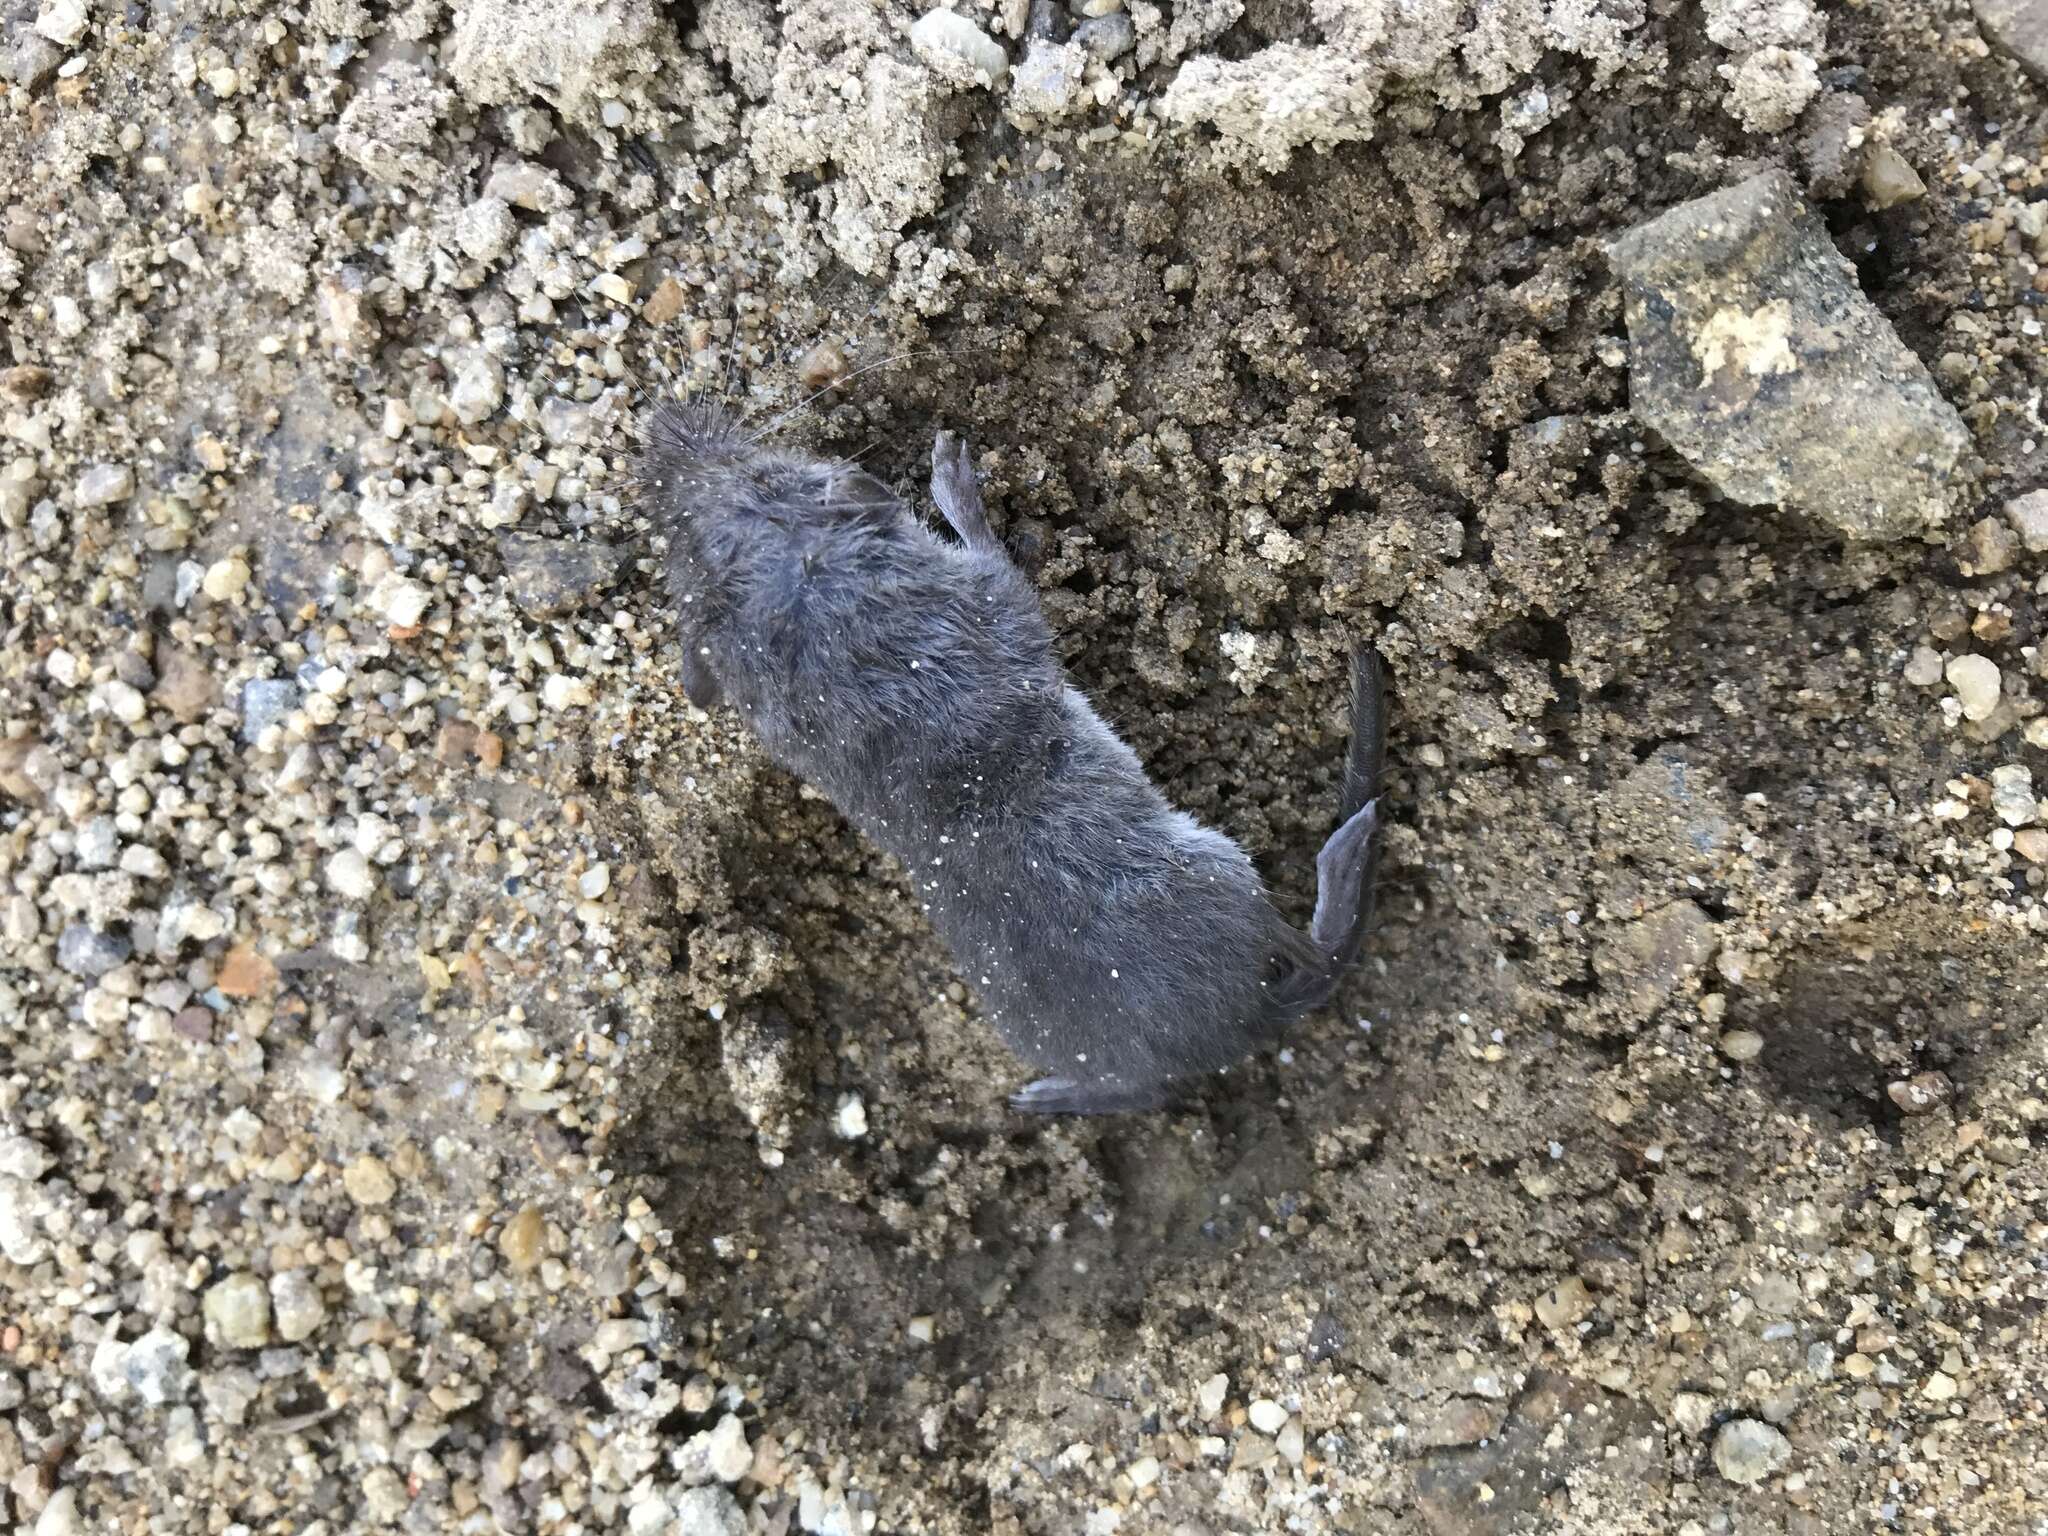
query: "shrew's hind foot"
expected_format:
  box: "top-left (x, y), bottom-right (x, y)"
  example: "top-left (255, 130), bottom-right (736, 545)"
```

top-left (1008, 1075), bottom-right (1171, 1117)
top-left (930, 430), bottom-right (1000, 552)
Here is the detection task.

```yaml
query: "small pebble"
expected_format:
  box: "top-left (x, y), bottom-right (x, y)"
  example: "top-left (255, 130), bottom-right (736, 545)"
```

top-left (202, 555), bottom-right (251, 601)
top-left (1247, 1398), bottom-right (1287, 1434)
top-left (123, 1325), bottom-right (192, 1404)
top-left (1075, 11), bottom-right (1135, 58)
top-left (579, 862), bottom-right (612, 899)
top-left (2002, 488), bottom-right (2048, 553)
top-left (1719, 1028), bottom-right (1765, 1061)
top-left (1713, 1418), bottom-right (1791, 1485)
top-left (76, 462), bottom-right (134, 506)
top-left (240, 679), bottom-right (297, 743)
top-left (451, 350), bottom-right (506, 424)
top-left (1197, 1372), bottom-right (1228, 1416)
top-left (270, 1270), bottom-right (327, 1340)
top-left (343, 1152), bottom-right (397, 1205)
top-left (33, 1488), bottom-right (79, 1536)
top-left (1535, 1275), bottom-right (1592, 1329)
top-left (835, 1093), bottom-right (868, 1138)
top-left (1991, 765), bottom-right (2037, 827)
top-left (455, 195), bottom-right (516, 264)
top-left (909, 8), bottom-right (1009, 84)
top-left (1860, 146), bottom-right (1926, 208)
top-left (1887, 1071), bottom-right (1953, 1115)
top-left (203, 1272), bottom-right (273, 1348)
top-left (499, 1205), bottom-right (546, 1271)
top-left (1945, 654), bottom-right (2001, 722)
top-left (1902, 646), bottom-right (1944, 687)
top-left (58, 923), bottom-right (131, 978)
top-left (327, 847), bottom-right (376, 901)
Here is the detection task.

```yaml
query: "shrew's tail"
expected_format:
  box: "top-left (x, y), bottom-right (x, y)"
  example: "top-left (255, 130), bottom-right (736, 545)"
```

top-left (1265, 646), bottom-right (1390, 1023)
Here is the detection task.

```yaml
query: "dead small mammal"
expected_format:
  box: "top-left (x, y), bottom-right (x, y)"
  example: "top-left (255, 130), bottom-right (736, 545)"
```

top-left (643, 399), bottom-right (1388, 1114)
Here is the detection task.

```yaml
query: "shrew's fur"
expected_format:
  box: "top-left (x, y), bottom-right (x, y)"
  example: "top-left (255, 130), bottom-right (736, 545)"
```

top-left (644, 400), bottom-right (1386, 1114)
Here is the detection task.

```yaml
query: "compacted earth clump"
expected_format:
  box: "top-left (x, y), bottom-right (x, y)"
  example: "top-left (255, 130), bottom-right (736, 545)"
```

top-left (1, 0), bottom-right (2046, 1531)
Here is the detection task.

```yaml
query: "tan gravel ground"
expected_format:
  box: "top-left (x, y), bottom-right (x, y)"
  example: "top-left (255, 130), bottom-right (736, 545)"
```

top-left (2, 0), bottom-right (2047, 1532)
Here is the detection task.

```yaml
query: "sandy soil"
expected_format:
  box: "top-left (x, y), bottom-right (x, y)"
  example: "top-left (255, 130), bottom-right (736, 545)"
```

top-left (3, 0), bottom-right (2047, 1531)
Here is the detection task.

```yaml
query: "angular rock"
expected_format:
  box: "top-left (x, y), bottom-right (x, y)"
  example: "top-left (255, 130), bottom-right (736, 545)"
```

top-left (58, 923), bottom-right (131, 978)
top-left (1608, 170), bottom-right (1970, 541)
top-left (1415, 1371), bottom-right (1664, 1534)
top-left (1973, 0), bottom-right (2048, 77)
top-left (1591, 900), bottom-right (1718, 1030)
top-left (909, 8), bottom-right (1008, 85)
top-left (1712, 1418), bottom-right (1791, 1484)
top-left (499, 532), bottom-right (630, 617)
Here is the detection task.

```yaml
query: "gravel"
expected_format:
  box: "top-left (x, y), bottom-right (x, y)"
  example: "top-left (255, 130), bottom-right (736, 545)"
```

top-left (3, 2), bottom-right (2046, 1534)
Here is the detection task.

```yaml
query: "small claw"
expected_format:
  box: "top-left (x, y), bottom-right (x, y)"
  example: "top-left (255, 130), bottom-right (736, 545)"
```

top-left (1008, 1076), bottom-right (1079, 1113)
top-left (1008, 1075), bottom-right (1170, 1116)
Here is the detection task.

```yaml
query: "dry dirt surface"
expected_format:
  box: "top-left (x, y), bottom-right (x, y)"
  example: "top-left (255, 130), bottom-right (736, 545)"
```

top-left (4, 0), bottom-right (2048, 1532)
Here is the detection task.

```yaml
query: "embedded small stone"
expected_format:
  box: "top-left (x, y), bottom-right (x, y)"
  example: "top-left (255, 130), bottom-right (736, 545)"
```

top-left (327, 846), bottom-right (377, 900)
top-left (343, 1153), bottom-right (397, 1205)
top-left (910, 8), bottom-right (1010, 85)
top-left (1991, 765), bottom-right (2037, 827)
top-left (240, 679), bottom-right (298, 743)
top-left (499, 1205), bottom-right (546, 1271)
top-left (123, 1325), bottom-right (192, 1404)
top-left (1903, 647), bottom-right (1944, 687)
top-left (2004, 488), bottom-right (2048, 552)
top-left (1607, 170), bottom-right (1969, 542)
top-left (1535, 1275), bottom-right (1593, 1329)
top-left (1197, 1372), bottom-right (1229, 1416)
top-left (269, 1270), bottom-right (327, 1341)
top-left (77, 462), bottom-right (135, 505)
top-left (1713, 1418), bottom-right (1792, 1484)
top-left (1887, 1071), bottom-right (1953, 1115)
top-left (1945, 655), bottom-right (2002, 722)
top-left (1861, 145), bottom-right (1926, 208)
top-left (215, 942), bottom-right (277, 998)
top-left (450, 350), bottom-right (506, 424)
top-left (835, 1093), bottom-right (868, 1138)
top-left (58, 924), bottom-right (131, 978)
top-left (1075, 11), bottom-right (1135, 58)
top-left (455, 195), bottom-right (516, 264)
top-left (203, 1272), bottom-right (273, 1348)
top-left (1719, 1028), bottom-right (1766, 1061)
top-left (1247, 1398), bottom-right (1287, 1434)
top-left (202, 555), bottom-right (251, 601)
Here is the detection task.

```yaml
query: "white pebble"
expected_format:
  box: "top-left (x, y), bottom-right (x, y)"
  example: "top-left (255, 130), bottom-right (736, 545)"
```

top-left (1247, 1398), bottom-right (1287, 1434)
top-left (1990, 765), bottom-right (2036, 828)
top-left (455, 195), bottom-right (516, 265)
top-left (835, 1093), bottom-right (869, 1138)
top-left (450, 350), bottom-right (506, 425)
top-left (326, 847), bottom-right (376, 901)
top-left (1945, 654), bottom-right (2001, 722)
top-left (910, 8), bottom-right (1009, 84)
top-left (380, 578), bottom-right (428, 627)
top-left (542, 673), bottom-right (593, 710)
top-left (578, 863), bottom-right (611, 899)
top-left (1197, 1372), bottom-right (1228, 1416)
top-left (33, 1488), bottom-right (79, 1536)
top-left (34, 0), bottom-right (89, 46)
top-left (75, 461), bottom-right (134, 505)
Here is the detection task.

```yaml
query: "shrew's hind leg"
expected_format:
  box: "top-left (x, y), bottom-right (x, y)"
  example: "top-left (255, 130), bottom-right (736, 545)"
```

top-left (930, 430), bottom-right (1001, 553)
